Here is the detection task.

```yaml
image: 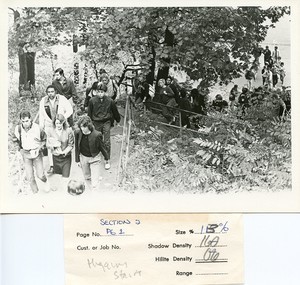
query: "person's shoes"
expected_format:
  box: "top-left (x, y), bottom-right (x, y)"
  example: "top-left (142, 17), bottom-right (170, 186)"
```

top-left (47, 166), bottom-right (54, 175)
top-left (105, 161), bottom-right (111, 170)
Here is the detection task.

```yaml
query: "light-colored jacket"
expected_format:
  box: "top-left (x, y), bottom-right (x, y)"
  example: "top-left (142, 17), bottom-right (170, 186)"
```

top-left (46, 127), bottom-right (74, 156)
top-left (39, 94), bottom-right (73, 130)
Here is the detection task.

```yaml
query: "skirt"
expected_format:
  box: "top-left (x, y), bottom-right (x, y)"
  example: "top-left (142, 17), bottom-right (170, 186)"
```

top-left (53, 154), bottom-right (72, 178)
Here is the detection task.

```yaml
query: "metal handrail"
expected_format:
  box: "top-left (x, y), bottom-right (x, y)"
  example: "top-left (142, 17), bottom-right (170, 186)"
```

top-left (116, 94), bottom-right (131, 184)
top-left (144, 100), bottom-right (206, 117)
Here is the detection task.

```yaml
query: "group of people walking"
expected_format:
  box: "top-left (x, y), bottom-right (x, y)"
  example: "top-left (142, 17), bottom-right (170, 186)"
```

top-left (13, 44), bottom-right (289, 194)
top-left (261, 45), bottom-right (286, 89)
top-left (14, 68), bottom-right (121, 194)
top-left (245, 45), bottom-right (286, 91)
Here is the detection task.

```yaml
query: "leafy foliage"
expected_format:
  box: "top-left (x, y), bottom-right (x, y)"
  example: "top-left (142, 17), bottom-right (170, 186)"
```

top-left (7, 6), bottom-right (291, 193)
top-left (9, 7), bottom-right (290, 86)
top-left (120, 90), bottom-right (291, 193)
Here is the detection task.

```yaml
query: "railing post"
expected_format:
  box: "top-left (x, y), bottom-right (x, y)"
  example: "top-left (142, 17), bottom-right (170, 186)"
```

top-left (116, 93), bottom-right (129, 184)
top-left (125, 96), bottom-right (131, 168)
top-left (125, 76), bottom-right (128, 93)
top-left (179, 111), bottom-right (182, 138)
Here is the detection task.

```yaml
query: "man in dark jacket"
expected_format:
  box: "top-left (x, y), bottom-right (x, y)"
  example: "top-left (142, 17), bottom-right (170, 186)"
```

top-left (263, 46), bottom-right (272, 66)
top-left (52, 68), bottom-right (78, 126)
top-left (52, 68), bottom-right (77, 101)
top-left (87, 83), bottom-right (120, 168)
top-left (75, 115), bottom-right (109, 191)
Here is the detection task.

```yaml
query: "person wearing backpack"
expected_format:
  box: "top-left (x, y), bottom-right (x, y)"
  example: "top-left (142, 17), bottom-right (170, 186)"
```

top-left (14, 111), bottom-right (50, 193)
top-left (39, 85), bottom-right (73, 175)
top-left (100, 73), bottom-right (119, 101)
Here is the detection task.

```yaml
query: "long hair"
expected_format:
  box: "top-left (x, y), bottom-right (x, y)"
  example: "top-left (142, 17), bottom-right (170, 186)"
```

top-left (77, 115), bottom-right (94, 132)
top-left (53, 114), bottom-right (68, 129)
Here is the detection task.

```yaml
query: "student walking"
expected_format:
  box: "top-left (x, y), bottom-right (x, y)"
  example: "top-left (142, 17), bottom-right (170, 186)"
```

top-left (75, 115), bottom-right (109, 191)
top-left (52, 68), bottom-right (78, 126)
top-left (87, 83), bottom-right (121, 169)
top-left (39, 85), bottom-right (73, 174)
top-left (14, 111), bottom-right (50, 193)
top-left (46, 114), bottom-right (74, 190)
top-left (100, 73), bottom-right (119, 101)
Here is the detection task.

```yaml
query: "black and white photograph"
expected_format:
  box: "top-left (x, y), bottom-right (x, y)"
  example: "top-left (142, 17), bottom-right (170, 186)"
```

top-left (1, 1), bottom-right (300, 213)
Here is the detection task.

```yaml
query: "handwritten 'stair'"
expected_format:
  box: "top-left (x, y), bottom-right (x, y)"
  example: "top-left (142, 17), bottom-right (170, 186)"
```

top-left (64, 214), bottom-right (243, 285)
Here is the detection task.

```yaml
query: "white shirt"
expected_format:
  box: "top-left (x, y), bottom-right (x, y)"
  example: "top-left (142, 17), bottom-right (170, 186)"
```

top-left (39, 94), bottom-right (73, 130)
top-left (49, 98), bottom-right (56, 107)
top-left (14, 123), bottom-right (42, 150)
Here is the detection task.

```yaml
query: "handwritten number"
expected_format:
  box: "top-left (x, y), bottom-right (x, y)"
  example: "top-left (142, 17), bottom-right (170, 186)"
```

top-left (206, 224), bottom-right (218, 233)
top-left (203, 248), bottom-right (220, 261)
top-left (200, 235), bottom-right (219, 247)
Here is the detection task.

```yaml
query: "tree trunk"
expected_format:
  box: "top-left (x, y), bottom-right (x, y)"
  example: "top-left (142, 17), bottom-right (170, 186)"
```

top-left (18, 46), bottom-right (36, 94)
top-left (12, 8), bottom-right (36, 95)
top-left (26, 52), bottom-right (35, 87)
top-left (72, 34), bottom-right (78, 53)
top-left (146, 45), bottom-right (156, 85)
top-left (155, 27), bottom-right (174, 87)
top-left (18, 46), bottom-right (28, 93)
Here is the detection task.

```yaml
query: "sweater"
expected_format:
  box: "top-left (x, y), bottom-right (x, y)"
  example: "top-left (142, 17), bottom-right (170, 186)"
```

top-left (74, 129), bottom-right (109, 162)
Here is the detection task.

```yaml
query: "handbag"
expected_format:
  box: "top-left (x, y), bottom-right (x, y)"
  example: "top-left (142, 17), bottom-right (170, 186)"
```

top-left (41, 145), bottom-right (48, 156)
top-left (21, 148), bottom-right (40, 159)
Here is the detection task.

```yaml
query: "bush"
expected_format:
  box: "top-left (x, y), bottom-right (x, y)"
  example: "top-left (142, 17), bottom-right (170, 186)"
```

top-left (119, 91), bottom-right (291, 193)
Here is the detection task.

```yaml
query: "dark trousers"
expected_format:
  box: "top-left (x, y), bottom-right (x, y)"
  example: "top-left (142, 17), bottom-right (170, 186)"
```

top-left (181, 112), bottom-right (191, 128)
top-left (93, 120), bottom-right (111, 159)
top-left (162, 98), bottom-right (177, 122)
